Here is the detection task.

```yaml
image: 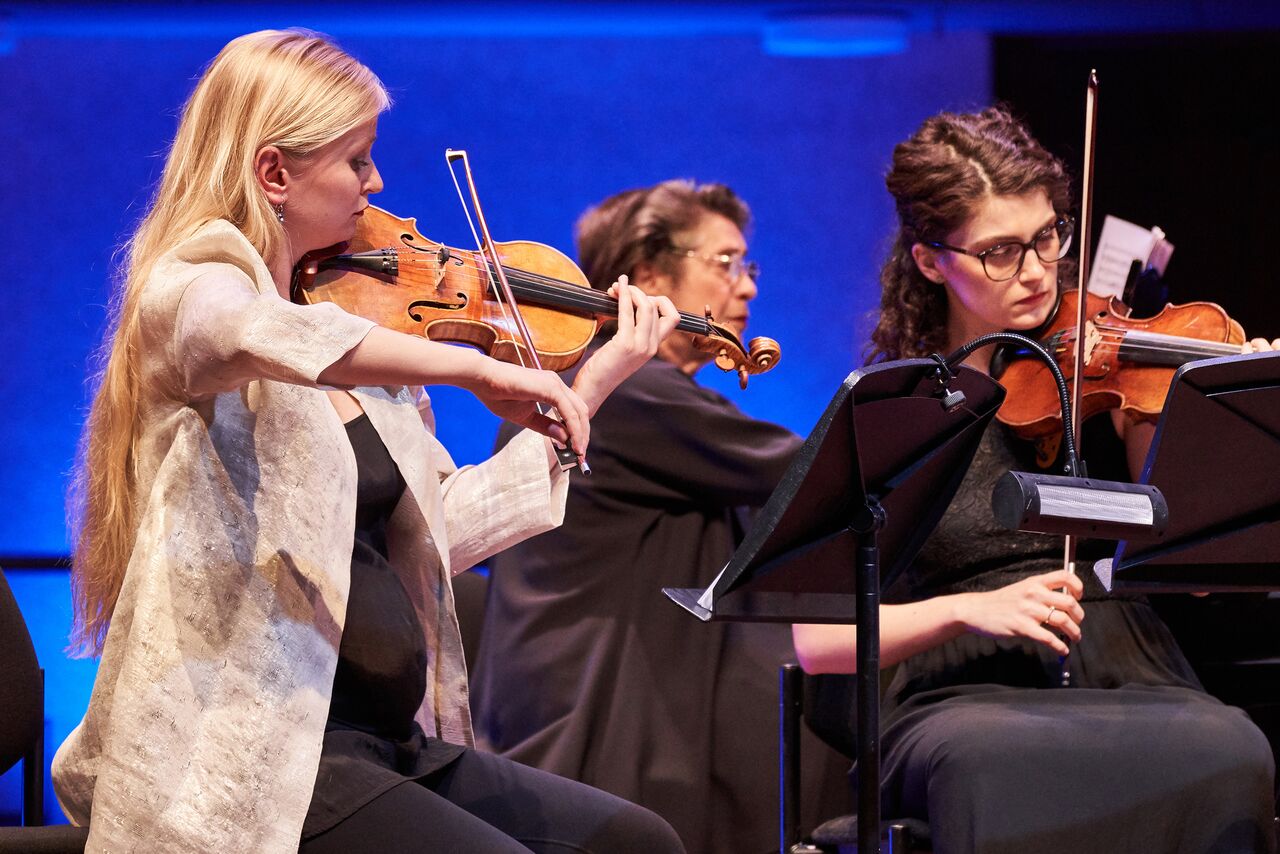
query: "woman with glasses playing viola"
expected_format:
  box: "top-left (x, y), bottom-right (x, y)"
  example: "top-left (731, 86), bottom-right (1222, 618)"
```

top-left (792, 108), bottom-right (1276, 853)
top-left (472, 180), bottom-right (851, 854)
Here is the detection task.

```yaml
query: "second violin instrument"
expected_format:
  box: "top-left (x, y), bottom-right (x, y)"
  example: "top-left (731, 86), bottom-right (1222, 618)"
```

top-left (994, 287), bottom-right (1245, 443)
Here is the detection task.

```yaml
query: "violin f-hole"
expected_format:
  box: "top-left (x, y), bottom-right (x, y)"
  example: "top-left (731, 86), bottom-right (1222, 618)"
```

top-left (408, 293), bottom-right (468, 322)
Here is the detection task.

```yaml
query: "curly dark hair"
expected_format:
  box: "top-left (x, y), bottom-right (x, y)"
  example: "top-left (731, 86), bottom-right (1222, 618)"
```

top-left (867, 106), bottom-right (1073, 364)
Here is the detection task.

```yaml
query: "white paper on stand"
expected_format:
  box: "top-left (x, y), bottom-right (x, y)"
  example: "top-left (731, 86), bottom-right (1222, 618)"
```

top-left (1087, 215), bottom-right (1174, 298)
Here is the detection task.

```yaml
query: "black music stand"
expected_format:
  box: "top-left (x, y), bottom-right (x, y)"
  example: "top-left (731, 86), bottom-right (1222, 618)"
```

top-left (664, 359), bottom-right (1005, 854)
top-left (1095, 351), bottom-right (1280, 593)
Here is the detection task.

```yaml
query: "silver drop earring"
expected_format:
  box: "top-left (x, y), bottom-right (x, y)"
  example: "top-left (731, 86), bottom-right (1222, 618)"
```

top-left (275, 202), bottom-right (285, 224)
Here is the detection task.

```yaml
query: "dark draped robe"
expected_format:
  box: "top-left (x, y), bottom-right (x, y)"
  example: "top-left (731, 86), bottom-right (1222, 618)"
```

top-left (471, 349), bottom-right (852, 853)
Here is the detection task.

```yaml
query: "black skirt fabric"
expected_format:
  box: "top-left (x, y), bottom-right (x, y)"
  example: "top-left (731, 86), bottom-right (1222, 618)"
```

top-left (880, 682), bottom-right (1273, 854)
top-left (871, 420), bottom-right (1276, 854)
top-left (301, 414), bottom-right (466, 841)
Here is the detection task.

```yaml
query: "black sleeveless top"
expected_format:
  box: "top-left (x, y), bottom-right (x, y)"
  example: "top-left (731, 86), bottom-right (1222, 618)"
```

top-left (301, 413), bottom-right (467, 840)
top-left (326, 413), bottom-right (425, 739)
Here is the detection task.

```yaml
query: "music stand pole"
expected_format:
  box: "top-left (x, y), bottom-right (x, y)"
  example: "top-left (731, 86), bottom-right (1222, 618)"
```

top-left (854, 501), bottom-right (885, 854)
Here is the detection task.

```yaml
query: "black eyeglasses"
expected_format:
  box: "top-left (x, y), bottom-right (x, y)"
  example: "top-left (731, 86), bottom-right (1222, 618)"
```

top-left (669, 249), bottom-right (761, 282)
top-left (925, 216), bottom-right (1074, 282)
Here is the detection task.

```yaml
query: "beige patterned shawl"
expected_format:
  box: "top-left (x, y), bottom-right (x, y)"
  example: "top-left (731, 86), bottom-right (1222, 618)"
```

top-left (52, 221), bottom-right (568, 853)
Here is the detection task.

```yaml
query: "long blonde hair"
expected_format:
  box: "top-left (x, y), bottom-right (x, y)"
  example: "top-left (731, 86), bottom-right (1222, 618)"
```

top-left (70, 30), bottom-right (389, 655)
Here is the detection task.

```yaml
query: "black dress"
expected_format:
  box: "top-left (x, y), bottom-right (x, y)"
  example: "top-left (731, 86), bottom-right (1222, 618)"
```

top-left (876, 419), bottom-right (1276, 854)
top-left (301, 413), bottom-right (465, 840)
top-left (298, 414), bottom-right (686, 854)
top-left (471, 348), bottom-right (853, 854)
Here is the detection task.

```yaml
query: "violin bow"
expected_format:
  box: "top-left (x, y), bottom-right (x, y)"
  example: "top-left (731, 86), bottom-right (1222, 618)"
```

top-left (445, 149), bottom-right (589, 474)
top-left (1060, 69), bottom-right (1099, 685)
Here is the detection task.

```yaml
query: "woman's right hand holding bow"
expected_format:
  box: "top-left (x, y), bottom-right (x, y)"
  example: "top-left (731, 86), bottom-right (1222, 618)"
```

top-left (793, 569), bottom-right (1086, 674)
top-left (464, 278), bottom-right (679, 456)
top-left (952, 570), bottom-right (1085, 657)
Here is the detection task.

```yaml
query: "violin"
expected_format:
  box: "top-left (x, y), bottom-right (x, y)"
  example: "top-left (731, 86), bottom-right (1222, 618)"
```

top-left (994, 287), bottom-right (1246, 450)
top-left (291, 204), bottom-right (781, 388)
top-left (993, 70), bottom-right (1250, 475)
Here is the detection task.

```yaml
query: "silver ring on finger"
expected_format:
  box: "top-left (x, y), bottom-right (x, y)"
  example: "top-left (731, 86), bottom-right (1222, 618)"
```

top-left (1042, 606), bottom-right (1058, 627)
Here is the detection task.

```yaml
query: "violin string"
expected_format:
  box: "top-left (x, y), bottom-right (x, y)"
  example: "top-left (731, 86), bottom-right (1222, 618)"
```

top-left (1019, 345), bottom-right (1240, 374)
top-left (332, 239), bottom-right (737, 341)
top-left (399, 253), bottom-right (622, 309)
top-left (380, 250), bottom-right (575, 297)
top-left (1049, 334), bottom-right (1241, 352)
top-left (1055, 328), bottom-right (1237, 350)
top-left (504, 275), bottom-right (715, 336)
top-left (394, 253), bottom-right (603, 305)
top-left (1043, 342), bottom-right (1242, 364)
top-left (1057, 321), bottom-right (1232, 339)
top-left (1031, 328), bottom-right (1241, 361)
top-left (1055, 324), bottom-right (1241, 354)
top-left (1048, 338), bottom-right (1242, 357)
top-left (383, 251), bottom-right (715, 335)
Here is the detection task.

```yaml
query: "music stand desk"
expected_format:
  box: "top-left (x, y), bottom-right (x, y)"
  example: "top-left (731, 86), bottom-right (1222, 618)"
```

top-left (665, 359), bottom-right (1005, 853)
top-left (1097, 351), bottom-right (1280, 594)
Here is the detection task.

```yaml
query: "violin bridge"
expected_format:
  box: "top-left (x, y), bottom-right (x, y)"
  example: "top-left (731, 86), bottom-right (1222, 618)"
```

top-left (1083, 320), bottom-right (1102, 365)
top-left (432, 250), bottom-right (449, 291)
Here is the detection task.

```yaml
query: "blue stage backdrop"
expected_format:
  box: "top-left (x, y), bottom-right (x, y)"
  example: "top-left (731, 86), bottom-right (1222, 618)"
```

top-left (0, 4), bottom-right (988, 821)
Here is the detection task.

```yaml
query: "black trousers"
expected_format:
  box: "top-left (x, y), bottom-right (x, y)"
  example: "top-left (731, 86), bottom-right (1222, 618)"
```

top-left (300, 747), bottom-right (686, 854)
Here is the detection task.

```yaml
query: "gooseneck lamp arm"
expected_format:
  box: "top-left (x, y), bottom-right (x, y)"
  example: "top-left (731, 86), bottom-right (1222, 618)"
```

top-left (932, 333), bottom-right (1169, 543)
top-left (938, 331), bottom-right (1082, 477)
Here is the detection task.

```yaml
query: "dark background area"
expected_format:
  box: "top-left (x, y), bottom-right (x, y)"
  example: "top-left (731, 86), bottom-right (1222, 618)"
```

top-left (996, 31), bottom-right (1280, 334)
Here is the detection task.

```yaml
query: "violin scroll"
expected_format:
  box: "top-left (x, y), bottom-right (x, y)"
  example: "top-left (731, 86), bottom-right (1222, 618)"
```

top-left (748, 336), bottom-right (781, 369)
top-left (697, 323), bottom-right (781, 389)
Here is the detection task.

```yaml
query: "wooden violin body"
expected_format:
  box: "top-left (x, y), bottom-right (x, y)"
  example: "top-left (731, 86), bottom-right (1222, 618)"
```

top-left (995, 288), bottom-right (1245, 441)
top-left (292, 205), bottom-right (780, 386)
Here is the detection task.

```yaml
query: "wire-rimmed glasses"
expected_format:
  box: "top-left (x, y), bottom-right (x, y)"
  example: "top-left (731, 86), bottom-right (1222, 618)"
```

top-left (670, 249), bottom-right (761, 282)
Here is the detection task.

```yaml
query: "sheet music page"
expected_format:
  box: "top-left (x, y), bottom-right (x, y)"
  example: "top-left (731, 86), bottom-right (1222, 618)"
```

top-left (1087, 215), bottom-right (1159, 297)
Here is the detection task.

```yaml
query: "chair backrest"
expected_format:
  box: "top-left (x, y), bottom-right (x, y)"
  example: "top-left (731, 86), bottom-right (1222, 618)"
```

top-left (0, 570), bottom-right (42, 776)
top-left (800, 673), bottom-right (858, 761)
top-left (800, 665), bottom-right (905, 763)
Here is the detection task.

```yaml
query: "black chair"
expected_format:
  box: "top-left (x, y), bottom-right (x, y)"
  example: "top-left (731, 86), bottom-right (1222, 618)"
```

top-left (0, 568), bottom-right (88, 852)
top-left (780, 663), bottom-right (930, 854)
